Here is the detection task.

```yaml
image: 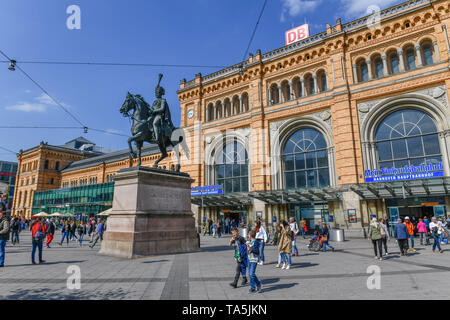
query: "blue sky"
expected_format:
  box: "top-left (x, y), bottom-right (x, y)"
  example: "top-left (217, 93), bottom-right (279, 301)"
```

top-left (0, 0), bottom-right (404, 162)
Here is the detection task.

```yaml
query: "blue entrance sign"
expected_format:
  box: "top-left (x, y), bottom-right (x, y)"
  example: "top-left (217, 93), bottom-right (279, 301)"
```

top-left (191, 185), bottom-right (223, 196)
top-left (365, 163), bottom-right (443, 183)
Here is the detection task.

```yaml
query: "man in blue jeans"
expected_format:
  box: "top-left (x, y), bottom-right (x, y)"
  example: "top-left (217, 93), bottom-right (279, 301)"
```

top-left (247, 230), bottom-right (262, 293)
top-left (89, 219), bottom-right (104, 249)
top-left (0, 211), bottom-right (10, 267)
top-left (289, 217), bottom-right (299, 256)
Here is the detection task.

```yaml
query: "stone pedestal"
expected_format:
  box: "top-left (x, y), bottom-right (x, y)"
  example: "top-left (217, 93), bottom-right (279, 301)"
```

top-left (99, 167), bottom-right (199, 259)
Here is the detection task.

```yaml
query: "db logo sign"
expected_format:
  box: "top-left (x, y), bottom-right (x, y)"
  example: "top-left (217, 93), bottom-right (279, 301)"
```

top-left (285, 24), bottom-right (309, 46)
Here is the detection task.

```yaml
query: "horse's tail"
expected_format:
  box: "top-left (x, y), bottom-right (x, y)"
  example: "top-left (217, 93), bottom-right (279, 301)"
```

top-left (171, 128), bottom-right (190, 160)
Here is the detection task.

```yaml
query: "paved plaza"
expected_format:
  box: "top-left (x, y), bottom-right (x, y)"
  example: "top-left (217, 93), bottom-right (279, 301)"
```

top-left (0, 231), bottom-right (450, 300)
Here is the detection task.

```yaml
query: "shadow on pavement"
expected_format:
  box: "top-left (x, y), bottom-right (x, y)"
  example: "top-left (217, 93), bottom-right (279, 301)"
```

top-left (3, 287), bottom-right (128, 300)
top-left (142, 259), bottom-right (169, 264)
top-left (261, 282), bottom-right (298, 293)
top-left (200, 245), bottom-right (232, 252)
top-left (6, 260), bottom-right (86, 267)
top-left (260, 278), bottom-right (280, 285)
top-left (290, 262), bottom-right (318, 269)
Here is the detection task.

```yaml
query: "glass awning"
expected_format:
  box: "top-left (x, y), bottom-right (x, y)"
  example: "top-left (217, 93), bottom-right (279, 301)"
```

top-left (349, 177), bottom-right (450, 199)
top-left (248, 187), bottom-right (342, 204)
top-left (191, 192), bottom-right (252, 207)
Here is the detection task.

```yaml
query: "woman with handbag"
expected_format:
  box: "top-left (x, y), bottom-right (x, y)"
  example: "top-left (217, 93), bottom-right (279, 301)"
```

top-left (320, 223), bottom-right (335, 252)
top-left (30, 218), bottom-right (46, 265)
top-left (277, 221), bottom-right (292, 270)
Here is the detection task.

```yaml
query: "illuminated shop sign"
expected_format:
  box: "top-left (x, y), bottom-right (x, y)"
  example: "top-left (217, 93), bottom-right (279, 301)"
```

top-left (365, 163), bottom-right (444, 182)
top-left (191, 185), bottom-right (223, 196)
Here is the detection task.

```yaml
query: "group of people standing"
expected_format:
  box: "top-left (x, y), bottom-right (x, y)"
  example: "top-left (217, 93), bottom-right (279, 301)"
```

top-left (0, 212), bottom-right (106, 267)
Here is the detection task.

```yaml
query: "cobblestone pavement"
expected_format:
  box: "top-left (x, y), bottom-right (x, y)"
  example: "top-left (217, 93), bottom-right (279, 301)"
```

top-left (0, 230), bottom-right (449, 300)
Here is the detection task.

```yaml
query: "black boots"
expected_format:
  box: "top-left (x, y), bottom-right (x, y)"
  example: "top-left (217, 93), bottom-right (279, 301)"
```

top-left (229, 282), bottom-right (237, 288)
top-left (241, 277), bottom-right (248, 285)
top-left (230, 277), bottom-right (248, 288)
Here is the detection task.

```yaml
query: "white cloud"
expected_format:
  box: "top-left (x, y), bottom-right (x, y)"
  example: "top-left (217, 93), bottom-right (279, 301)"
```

top-left (6, 102), bottom-right (47, 112)
top-left (280, 0), bottom-right (322, 22)
top-left (5, 93), bottom-right (69, 113)
top-left (339, 0), bottom-right (401, 18)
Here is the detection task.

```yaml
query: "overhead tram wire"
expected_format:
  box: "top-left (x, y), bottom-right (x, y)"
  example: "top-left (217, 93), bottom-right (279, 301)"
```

top-left (0, 146), bottom-right (18, 155)
top-left (0, 60), bottom-right (227, 69)
top-left (241, 0), bottom-right (268, 61)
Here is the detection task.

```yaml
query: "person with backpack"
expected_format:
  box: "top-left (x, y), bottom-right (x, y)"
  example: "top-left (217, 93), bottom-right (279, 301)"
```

top-left (10, 216), bottom-right (20, 245)
top-left (320, 223), bottom-right (335, 252)
top-left (247, 230), bottom-right (262, 293)
top-left (229, 227), bottom-right (248, 288)
top-left (45, 218), bottom-right (56, 248)
top-left (77, 221), bottom-right (87, 247)
top-left (0, 211), bottom-right (10, 267)
top-left (368, 218), bottom-right (383, 260)
top-left (30, 217), bottom-right (46, 265)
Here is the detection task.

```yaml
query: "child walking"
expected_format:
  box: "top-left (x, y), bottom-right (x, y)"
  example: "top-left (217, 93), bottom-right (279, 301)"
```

top-left (229, 227), bottom-right (248, 288)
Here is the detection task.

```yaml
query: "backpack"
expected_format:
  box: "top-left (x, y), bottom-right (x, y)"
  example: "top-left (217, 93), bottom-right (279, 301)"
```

top-left (34, 224), bottom-right (45, 241)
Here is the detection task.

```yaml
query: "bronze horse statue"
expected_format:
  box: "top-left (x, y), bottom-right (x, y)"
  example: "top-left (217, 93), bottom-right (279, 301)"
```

top-left (119, 75), bottom-right (189, 170)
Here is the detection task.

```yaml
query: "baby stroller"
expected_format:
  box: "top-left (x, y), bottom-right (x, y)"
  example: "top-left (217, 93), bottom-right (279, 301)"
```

top-left (308, 232), bottom-right (323, 252)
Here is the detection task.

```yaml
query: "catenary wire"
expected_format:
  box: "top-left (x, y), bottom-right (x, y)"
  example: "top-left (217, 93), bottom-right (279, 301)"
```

top-left (242, 0), bottom-right (267, 61)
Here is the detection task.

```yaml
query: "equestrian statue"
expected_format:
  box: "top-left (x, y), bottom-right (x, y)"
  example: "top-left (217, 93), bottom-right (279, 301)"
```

top-left (119, 73), bottom-right (189, 171)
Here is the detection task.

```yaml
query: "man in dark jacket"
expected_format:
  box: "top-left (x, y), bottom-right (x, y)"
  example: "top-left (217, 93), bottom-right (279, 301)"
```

top-left (395, 218), bottom-right (409, 256)
top-left (0, 211), bottom-right (10, 267)
top-left (45, 218), bottom-right (56, 248)
top-left (229, 227), bottom-right (248, 288)
top-left (10, 216), bottom-right (20, 245)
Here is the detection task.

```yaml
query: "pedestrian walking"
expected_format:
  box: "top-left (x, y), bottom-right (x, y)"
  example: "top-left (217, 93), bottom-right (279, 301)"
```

top-left (10, 216), bottom-right (20, 245)
top-left (89, 219), bottom-right (104, 249)
top-left (70, 221), bottom-right (78, 241)
top-left (217, 219), bottom-right (222, 238)
top-left (212, 221), bottom-right (217, 238)
top-left (254, 221), bottom-right (268, 265)
top-left (379, 218), bottom-right (390, 255)
top-left (404, 217), bottom-right (416, 252)
top-left (429, 217), bottom-right (444, 253)
top-left (0, 211), bottom-right (10, 267)
top-left (368, 218), bottom-right (383, 260)
top-left (45, 218), bottom-right (56, 248)
top-left (289, 217), bottom-right (299, 257)
top-left (59, 221), bottom-right (71, 246)
top-left (225, 217), bottom-right (230, 234)
top-left (229, 227), bottom-right (248, 288)
top-left (30, 218), bottom-right (46, 265)
top-left (77, 221), bottom-right (87, 247)
top-left (277, 220), bottom-right (292, 269)
top-left (299, 219), bottom-right (307, 239)
top-left (246, 230), bottom-right (262, 293)
top-left (320, 223), bottom-right (335, 252)
top-left (417, 218), bottom-right (429, 246)
top-left (395, 218), bottom-right (409, 256)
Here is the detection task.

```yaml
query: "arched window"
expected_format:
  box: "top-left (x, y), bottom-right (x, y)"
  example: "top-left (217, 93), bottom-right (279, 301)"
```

top-left (215, 141), bottom-right (249, 193)
top-left (405, 48), bottom-right (416, 70)
top-left (318, 71), bottom-right (328, 92)
top-left (373, 57), bottom-right (383, 78)
top-left (269, 84), bottom-right (279, 105)
top-left (375, 109), bottom-right (442, 171)
top-left (207, 104), bottom-right (214, 121)
top-left (242, 93), bottom-right (249, 112)
top-left (283, 128), bottom-right (329, 189)
top-left (422, 43), bottom-right (433, 66)
top-left (281, 81), bottom-right (290, 102)
top-left (359, 61), bottom-right (369, 82)
top-left (389, 53), bottom-right (399, 74)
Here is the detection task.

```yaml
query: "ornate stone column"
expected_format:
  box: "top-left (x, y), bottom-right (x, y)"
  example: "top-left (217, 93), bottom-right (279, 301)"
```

top-left (352, 64), bottom-right (358, 83)
top-left (300, 77), bottom-right (306, 97)
top-left (277, 83), bottom-right (282, 103)
top-left (442, 25), bottom-right (450, 52)
top-left (381, 53), bottom-right (388, 76)
top-left (222, 100), bottom-right (226, 118)
top-left (288, 80), bottom-right (294, 100)
top-left (365, 57), bottom-right (373, 80)
top-left (433, 40), bottom-right (441, 63)
top-left (397, 48), bottom-right (405, 72)
top-left (312, 73), bottom-right (318, 94)
top-left (415, 43), bottom-right (423, 67)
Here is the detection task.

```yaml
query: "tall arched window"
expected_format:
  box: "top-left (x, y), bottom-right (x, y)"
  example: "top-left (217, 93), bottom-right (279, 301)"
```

top-left (422, 43), bottom-right (433, 66)
top-left (359, 61), bottom-right (369, 82)
top-left (389, 53), bottom-right (400, 74)
top-left (283, 128), bottom-right (329, 189)
top-left (375, 109), bottom-right (442, 171)
top-left (215, 141), bottom-right (249, 193)
top-left (405, 48), bottom-right (416, 70)
top-left (374, 57), bottom-right (383, 78)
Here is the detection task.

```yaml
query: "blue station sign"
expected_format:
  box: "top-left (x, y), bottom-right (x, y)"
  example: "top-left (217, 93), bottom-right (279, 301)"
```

top-left (365, 163), bottom-right (444, 183)
top-left (191, 185), bottom-right (223, 196)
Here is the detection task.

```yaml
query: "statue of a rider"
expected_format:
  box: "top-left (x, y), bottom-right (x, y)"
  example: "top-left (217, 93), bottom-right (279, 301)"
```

top-left (148, 74), bottom-right (175, 142)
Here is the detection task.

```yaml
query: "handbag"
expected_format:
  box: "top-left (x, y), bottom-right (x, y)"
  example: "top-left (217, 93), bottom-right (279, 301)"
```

top-left (322, 234), bottom-right (328, 242)
top-left (34, 224), bottom-right (45, 241)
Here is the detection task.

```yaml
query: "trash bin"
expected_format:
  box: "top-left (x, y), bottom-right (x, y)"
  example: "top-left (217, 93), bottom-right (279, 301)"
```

top-left (239, 227), bottom-right (248, 239)
top-left (330, 229), bottom-right (345, 242)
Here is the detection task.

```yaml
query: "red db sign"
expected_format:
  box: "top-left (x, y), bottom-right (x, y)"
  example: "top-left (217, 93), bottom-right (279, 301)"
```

top-left (285, 24), bottom-right (309, 45)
